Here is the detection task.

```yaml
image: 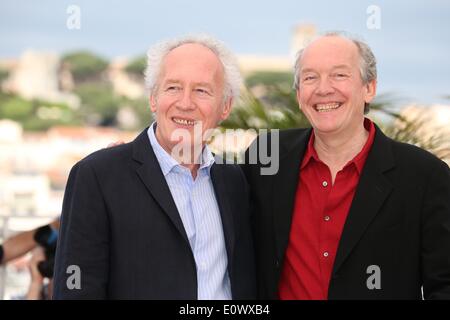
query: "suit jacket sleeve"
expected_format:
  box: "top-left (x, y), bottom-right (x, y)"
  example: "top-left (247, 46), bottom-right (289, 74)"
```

top-left (53, 160), bottom-right (110, 299)
top-left (422, 159), bottom-right (450, 299)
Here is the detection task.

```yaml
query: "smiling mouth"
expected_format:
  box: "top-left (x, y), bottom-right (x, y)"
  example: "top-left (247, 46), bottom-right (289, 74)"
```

top-left (314, 102), bottom-right (343, 112)
top-left (172, 117), bottom-right (197, 126)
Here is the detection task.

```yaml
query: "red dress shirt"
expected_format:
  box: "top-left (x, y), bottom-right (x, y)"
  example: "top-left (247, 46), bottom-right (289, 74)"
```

top-left (278, 118), bottom-right (376, 299)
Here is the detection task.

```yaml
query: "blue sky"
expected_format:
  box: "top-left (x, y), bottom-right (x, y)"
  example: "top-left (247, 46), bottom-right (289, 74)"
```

top-left (1, 0), bottom-right (449, 105)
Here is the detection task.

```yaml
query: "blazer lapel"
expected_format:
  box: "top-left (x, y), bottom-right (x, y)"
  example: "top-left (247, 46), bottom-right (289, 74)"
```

top-left (132, 129), bottom-right (190, 245)
top-left (332, 126), bottom-right (395, 274)
top-left (210, 163), bottom-right (235, 273)
top-left (272, 129), bottom-right (311, 261)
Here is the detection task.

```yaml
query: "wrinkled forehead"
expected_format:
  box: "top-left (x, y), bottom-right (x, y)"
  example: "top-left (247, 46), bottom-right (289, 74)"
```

top-left (162, 43), bottom-right (224, 75)
top-left (300, 36), bottom-right (360, 71)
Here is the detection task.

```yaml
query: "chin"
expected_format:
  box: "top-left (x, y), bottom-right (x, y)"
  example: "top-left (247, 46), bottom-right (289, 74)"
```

top-left (315, 120), bottom-right (348, 135)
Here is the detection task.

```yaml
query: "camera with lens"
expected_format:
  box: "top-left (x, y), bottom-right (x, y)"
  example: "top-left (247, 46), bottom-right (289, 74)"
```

top-left (33, 225), bottom-right (58, 278)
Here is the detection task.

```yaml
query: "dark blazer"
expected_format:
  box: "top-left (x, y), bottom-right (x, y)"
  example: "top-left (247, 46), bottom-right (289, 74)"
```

top-left (53, 129), bottom-right (256, 299)
top-left (243, 125), bottom-right (450, 300)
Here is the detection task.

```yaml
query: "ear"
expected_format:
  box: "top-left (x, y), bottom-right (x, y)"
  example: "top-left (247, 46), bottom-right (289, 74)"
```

top-left (220, 97), bottom-right (233, 121)
top-left (150, 95), bottom-right (157, 113)
top-left (364, 79), bottom-right (377, 104)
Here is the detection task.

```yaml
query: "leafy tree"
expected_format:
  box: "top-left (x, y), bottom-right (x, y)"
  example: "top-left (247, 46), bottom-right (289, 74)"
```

top-left (245, 71), bottom-right (293, 88)
top-left (0, 92), bottom-right (79, 130)
top-left (62, 51), bottom-right (108, 83)
top-left (117, 96), bottom-right (153, 130)
top-left (222, 71), bottom-right (310, 130)
top-left (125, 55), bottom-right (147, 77)
top-left (0, 69), bottom-right (9, 84)
top-left (0, 93), bottom-right (34, 120)
top-left (74, 83), bottom-right (120, 126)
top-left (222, 88), bottom-right (310, 130)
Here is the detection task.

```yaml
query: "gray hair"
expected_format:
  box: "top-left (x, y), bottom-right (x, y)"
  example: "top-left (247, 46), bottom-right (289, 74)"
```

top-left (144, 34), bottom-right (242, 104)
top-left (293, 31), bottom-right (377, 114)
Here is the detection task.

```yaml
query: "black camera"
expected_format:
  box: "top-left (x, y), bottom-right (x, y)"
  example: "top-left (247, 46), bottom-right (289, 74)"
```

top-left (33, 225), bottom-right (58, 278)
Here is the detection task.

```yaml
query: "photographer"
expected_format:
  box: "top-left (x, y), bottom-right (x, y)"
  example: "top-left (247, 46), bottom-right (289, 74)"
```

top-left (26, 246), bottom-right (52, 300)
top-left (0, 219), bottom-right (59, 299)
top-left (0, 219), bottom-right (59, 265)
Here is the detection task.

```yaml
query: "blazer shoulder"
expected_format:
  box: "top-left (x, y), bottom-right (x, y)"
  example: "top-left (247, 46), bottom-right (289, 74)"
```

top-left (391, 139), bottom-right (447, 168)
top-left (247, 127), bottom-right (310, 150)
top-left (214, 159), bottom-right (246, 182)
top-left (279, 127), bottom-right (311, 141)
top-left (388, 138), bottom-right (449, 178)
top-left (254, 127), bottom-right (309, 141)
top-left (75, 142), bottom-right (134, 172)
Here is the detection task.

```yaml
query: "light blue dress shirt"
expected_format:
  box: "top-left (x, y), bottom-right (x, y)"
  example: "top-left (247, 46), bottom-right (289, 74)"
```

top-left (147, 122), bottom-right (231, 300)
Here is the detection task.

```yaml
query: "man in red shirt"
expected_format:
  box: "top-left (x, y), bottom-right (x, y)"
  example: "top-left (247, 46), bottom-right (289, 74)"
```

top-left (243, 32), bottom-right (450, 299)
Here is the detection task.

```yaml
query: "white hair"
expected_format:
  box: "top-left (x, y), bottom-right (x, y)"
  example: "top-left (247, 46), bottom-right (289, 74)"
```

top-left (144, 34), bottom-right (242, 104)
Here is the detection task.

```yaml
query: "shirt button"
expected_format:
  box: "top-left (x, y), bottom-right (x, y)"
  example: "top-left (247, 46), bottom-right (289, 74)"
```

top-left (323, 252), bottom-right (329, 258)
top-left (324, 215), bottom-right (331, 222)
top-left (322, 181), bottom-right (328, 187)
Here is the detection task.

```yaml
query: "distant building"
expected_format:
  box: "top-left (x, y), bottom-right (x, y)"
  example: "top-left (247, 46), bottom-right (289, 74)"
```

top-left (290, 24), bottom-right (317, 60)
top-left (237, 23), bottom-right (317, 75)
top-left (0, 23), bottom-right (317, 105)
top-left (237, 54), bottom-right (292, 75)
top-left (108, 57), bottom-right (146, 99)
top-left (0, 120), bottom-right (137, 219)
top-left (2, 50), bottom-right (79, 108)
top-left (0, 120), bottom-right (22, 144)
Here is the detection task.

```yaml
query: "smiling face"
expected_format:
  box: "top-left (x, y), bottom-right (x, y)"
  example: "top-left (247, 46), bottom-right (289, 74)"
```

top-left (296, 36), bottom-right (376, 136)
top-left (150, 43), bottom-right (232, 155)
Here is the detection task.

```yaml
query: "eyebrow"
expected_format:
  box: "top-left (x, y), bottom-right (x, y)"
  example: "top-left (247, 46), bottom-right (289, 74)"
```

top-left (162, 79), bottom-right (182, 85)
top-left (300, 68), bottom-right (317, 74)
top-left (331, 65), bottom-right (352, 71)
top-left (194, 82), bottom-right (214, 90)
top-left (300, 65), bottom-right (352, 74)
top-left (162, 80), bottom-right (214, 89)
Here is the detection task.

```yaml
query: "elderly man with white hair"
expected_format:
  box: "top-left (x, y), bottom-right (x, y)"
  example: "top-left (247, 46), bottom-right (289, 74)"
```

top-left (53, 35), bottom-right (256, 299)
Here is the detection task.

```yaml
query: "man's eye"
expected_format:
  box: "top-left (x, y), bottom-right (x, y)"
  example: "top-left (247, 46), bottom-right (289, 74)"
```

top-left (166, 86), bottom-right (181, 92)
top-left (196, 88), bottom-right (210, 95)
top-left (303, 76), bottom-right (316, 82)
top-left (334, 73), bottom-right (348, 79)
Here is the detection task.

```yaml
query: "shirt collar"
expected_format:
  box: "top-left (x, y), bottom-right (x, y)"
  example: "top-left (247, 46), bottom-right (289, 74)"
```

top-left (351, 118), bottom-right (375, 174)
top-left (147, 122), bottom-right (215, 176)
top-left (301, 129), bottom-right (320, 170)
top-left (301, 118), bottom-right (376, 175)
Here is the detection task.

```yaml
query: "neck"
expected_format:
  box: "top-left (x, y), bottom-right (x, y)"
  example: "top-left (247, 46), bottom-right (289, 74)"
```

top-left (178, 149), bottom-right (202, 179)
top-left (170, 145), bottom-right (204, 179)
top-left (314, 121), bottom-right (368, 170)
top-left (154, 126), bottom-right (203, 179)
top-left (183, 162), bottom-right (200, 179)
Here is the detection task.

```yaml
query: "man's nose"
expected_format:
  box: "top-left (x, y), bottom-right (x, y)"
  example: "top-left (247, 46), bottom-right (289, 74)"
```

top-left (177, 90), bottom-right (195, 110)
top-left (316, 77), bottom-right (335, 96)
